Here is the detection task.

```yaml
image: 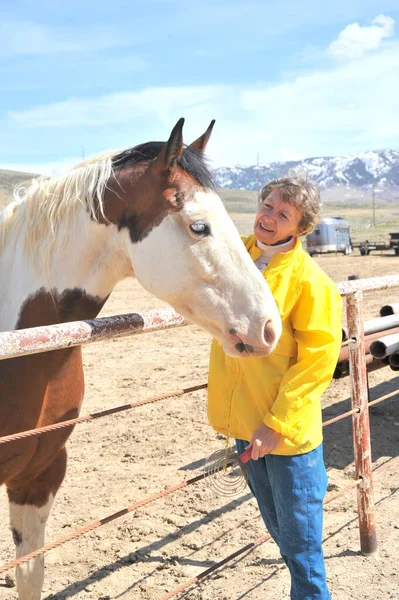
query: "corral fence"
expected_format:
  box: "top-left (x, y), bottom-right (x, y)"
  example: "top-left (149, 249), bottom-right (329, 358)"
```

top-left (0, 275), bottom-right (399, 596)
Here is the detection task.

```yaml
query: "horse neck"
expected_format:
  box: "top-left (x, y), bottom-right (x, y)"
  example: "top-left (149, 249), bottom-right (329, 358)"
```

top-left (0, 207), bottom-right (133, 331)
top-left (51, 209), bottom-right (133, 296)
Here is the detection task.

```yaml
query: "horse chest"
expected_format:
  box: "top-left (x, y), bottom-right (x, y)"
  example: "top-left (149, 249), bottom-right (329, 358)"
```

top-left (0, 347), bottom-right (84, 484)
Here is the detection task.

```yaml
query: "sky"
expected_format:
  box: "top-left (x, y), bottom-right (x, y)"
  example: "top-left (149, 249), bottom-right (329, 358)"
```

top-left (0, 0), bottom-right (398, 174)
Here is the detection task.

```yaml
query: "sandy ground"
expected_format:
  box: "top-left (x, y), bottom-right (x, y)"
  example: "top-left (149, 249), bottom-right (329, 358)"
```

top-left (0, 250), bottom-right (398, 600)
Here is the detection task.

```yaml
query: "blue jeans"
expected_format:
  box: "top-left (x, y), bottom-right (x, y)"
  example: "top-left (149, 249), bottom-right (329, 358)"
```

top-left (235, 440), bottom-right (331, 600)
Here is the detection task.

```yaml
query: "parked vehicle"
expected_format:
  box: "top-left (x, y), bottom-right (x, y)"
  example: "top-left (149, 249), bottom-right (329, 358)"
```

top-left (389, 232), bottom-right (399, 255)
top-left (306, 217), bottom-right (352, 256)
top-left (359, 233), bottom-right (399, 256)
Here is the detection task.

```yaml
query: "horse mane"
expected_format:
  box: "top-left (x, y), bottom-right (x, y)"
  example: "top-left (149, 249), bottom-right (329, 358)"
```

top-left (0, 151), bottom-right (116, 274)
top-left (0, 142), bottom-right (215, 273)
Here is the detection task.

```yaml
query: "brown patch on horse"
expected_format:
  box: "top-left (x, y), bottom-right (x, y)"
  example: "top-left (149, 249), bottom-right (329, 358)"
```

top-left (0, 288), bottom-right (106, 504)
top-left (15, 287), bottom-right (108, 330)
top-left (7, 447), bottom-right (67, 507)
top-left (102, 163), bottom-right (197, 243)
top-left (99, 119), bottom-right (216, 243)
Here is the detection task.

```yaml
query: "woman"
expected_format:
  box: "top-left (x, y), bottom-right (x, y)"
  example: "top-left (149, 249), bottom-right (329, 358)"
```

top-left (207, 173), bottom-right (342, 599)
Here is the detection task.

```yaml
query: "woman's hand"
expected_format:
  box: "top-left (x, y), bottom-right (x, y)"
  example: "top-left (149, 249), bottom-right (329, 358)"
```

top-left (247, 424), bottom-right (282, 459)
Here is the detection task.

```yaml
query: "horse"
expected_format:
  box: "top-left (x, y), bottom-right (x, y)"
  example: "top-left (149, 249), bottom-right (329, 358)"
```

top-left (0, 118), bottom-right (282, 599)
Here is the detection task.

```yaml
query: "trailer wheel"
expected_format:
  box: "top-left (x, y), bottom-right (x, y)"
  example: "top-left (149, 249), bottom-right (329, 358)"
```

top-left (360, 248), bottom-right (366, 256)
top-left (395, 248), bottom-right (399, 256)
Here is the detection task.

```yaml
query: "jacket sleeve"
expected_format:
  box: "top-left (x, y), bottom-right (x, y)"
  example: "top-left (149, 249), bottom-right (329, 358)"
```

top-left (263, 277), bottom-right (342, 440)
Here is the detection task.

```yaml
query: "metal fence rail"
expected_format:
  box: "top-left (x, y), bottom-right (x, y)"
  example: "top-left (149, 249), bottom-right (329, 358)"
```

top-left (1, 273), bottom-right (399, 561)
top-left (337, 273), bottom-right (399, 555)
top-left (0, 307), bottom-right (186, 360)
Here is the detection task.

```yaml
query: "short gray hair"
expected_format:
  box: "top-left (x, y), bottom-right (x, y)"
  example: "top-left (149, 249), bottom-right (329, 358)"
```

top-left (260, 170), bottom-right (321, 235)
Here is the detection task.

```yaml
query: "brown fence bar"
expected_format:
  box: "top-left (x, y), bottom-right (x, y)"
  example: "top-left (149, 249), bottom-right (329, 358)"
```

top-left (0, 273), bottom-right (398, 561)
top-left (337, 273), bottom-right (399, 555)
top-left (346, 290), bottom-right (377, 555)
top-left (0, 308), bottom-right (186, 361)
top-left (0, 384), bottom-right (207, 446)
top-left (337, 274), bottom-right (399, 296)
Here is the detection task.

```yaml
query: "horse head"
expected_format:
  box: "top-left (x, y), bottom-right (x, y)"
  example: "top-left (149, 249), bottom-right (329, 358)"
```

top-left (104, 119), bottom-right (282, 357)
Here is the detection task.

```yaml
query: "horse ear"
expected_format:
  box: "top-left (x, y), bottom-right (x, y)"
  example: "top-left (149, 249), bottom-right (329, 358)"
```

top-left (153, 118), bottom-right (185, 172)
top-left (188, 120), bottom-right (215, 153)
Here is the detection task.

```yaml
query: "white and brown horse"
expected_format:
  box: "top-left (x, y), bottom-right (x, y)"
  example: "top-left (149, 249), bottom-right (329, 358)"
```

top-left (0, 119), bottom-right (281, 599)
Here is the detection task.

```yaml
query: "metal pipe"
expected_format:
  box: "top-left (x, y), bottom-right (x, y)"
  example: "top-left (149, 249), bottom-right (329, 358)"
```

top-left (0, 308), bottom-right (186, 361)
top-left (389, 352), bottom-right (399, 368)
top-left (362, 314), bottom-right (399, 335)
top-left (340, 340), bottom-right (373, 363)
top-left (333, 354), bottom-right (384, 380)
top-left (369, 333), bottom-right (399, 359)
top-left (337, 274), bottom-right (399, 296)
top-left (346, 291), bottom-right (377, 555)
top-left (380, 302), bottom-right (399, 317)
top-left (341, 319), bottom-right (399, 352)
top-left (338, 327), bottom-right (399, 362)
top-left (2, 276), bottom-right (399, 362)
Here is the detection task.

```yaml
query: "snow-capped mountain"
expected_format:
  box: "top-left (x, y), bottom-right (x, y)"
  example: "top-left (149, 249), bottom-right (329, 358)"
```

top-left (213, 150), bottom-right (399, 191)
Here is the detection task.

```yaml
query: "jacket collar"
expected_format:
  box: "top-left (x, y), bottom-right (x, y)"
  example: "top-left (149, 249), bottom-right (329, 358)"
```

top-left (245, 234), bottom-right (302, 272)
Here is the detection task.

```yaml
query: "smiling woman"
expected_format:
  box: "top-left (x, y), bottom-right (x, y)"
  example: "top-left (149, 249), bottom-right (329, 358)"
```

top-left (208, 171), bottom-right (343, 600)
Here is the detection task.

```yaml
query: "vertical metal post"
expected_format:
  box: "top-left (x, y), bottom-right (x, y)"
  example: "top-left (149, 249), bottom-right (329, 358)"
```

top-left (372, 181), bottom-right (376, 227)
top-left (346, 291), bottom-right (377, 555)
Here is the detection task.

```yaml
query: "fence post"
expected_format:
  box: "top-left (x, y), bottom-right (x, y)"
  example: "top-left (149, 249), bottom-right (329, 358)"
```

top-left (346, 290), bottom-right (377, 555)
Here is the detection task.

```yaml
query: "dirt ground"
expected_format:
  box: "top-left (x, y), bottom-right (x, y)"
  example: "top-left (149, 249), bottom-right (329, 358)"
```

top-left (0, 250), bottom-right (398, 600)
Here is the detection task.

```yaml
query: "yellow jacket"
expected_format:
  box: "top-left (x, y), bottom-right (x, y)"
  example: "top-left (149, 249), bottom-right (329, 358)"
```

top-left (207, 235), bottom-right (343, 455)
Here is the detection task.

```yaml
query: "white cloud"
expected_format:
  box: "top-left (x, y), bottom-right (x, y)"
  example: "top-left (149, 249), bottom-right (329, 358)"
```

top-left (0, 19), bottom-right (137, 57)
top-left (8, 86), bottom-right (227, 129)
top-left (328, 14), bottom-right (395, 61)
top-left (3, 38), bottom-right (399, 167)
top-left (206, 41), bottom-right (399, 165)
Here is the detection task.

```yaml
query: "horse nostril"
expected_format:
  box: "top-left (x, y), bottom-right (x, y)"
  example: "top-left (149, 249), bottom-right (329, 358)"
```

top-left (235, 342), bottom-right (246, 353)
top-left (264, 320), bottom-right (276, 346)
top-left (234, 342), bottom-right (255, 354)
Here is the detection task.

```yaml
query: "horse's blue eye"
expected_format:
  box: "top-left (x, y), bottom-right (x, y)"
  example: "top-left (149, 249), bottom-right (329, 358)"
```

top-left (190, 220), bottom-right (211, 236)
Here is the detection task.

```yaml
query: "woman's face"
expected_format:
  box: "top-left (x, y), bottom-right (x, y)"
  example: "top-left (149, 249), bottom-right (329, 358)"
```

top-left (254, 189), bottom-right (303, 246)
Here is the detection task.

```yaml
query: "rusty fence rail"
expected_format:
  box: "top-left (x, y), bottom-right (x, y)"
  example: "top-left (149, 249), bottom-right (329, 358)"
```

top-left (337, 274), bottom-right (399, 555)
top-left (0, 307), bottom-right (186, 361)
top-left (0, 385), bottom-right (397, 583)
top-left (0, 276), bottom-right (397, 360)
top-left (1, 273), bottom-right (399, 558)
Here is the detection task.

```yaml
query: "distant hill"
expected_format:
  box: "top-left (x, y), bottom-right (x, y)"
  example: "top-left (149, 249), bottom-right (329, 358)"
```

top-left (214, 149), bottom-right (399, 198)
top-left (2, 166), bottom-right (399, 242)
top-left (0, 169), bottom-right (38, 208)
top-left (1, 149), bottom-right (398, 217)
